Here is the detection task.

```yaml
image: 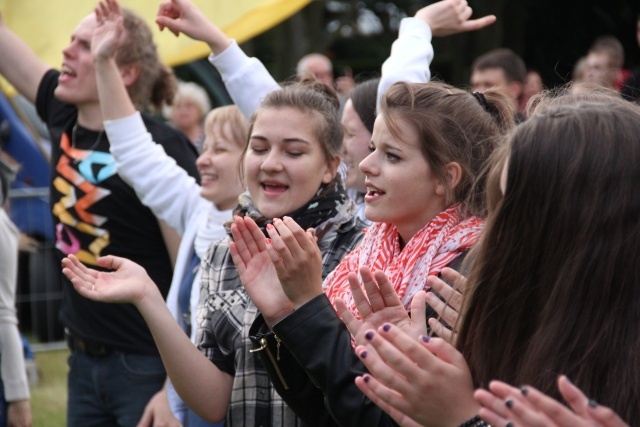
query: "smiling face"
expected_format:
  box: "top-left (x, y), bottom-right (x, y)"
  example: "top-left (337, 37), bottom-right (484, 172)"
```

top-left (359, 114), bottom-right (447, 243)
top-left (244, 107), bottom-right (337, 219)
top-left (341, 99), bottom-right (372, 193)
top-left (54, 14), bottom-right (101, 107)
top-left (197, 121), bottom-right (245, 210)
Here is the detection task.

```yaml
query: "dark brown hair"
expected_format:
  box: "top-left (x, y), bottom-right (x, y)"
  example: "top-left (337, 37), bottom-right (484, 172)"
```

top-left (472, 48), bottom-right (527, 84)
top-left (457, 101), bottom-right (640, 423)
top-left (116, 8), bottom-right (176, 111)
top-left (379, 81), bottom-right (514, 217)
top-left (349, 78), bottom-right (379, 134)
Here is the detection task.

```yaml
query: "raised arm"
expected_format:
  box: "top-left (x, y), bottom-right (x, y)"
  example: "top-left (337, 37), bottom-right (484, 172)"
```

top-left (92, 0), bottom-right (135, 121)
top-left (155, 0), bottom-right (279, 119)
top-left (377, 0), bottom-right (496, 104)
top-left (0, 11), bottom-right (50, 104)
top-left (61, 254), bottom-right (233, 422)
top-left (93, 1), bottom-right (211, 235)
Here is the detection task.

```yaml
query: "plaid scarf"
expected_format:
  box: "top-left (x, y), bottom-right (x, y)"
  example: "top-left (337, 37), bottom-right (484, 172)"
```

top-left (323, 203), bottom-right (484, 314)
top-left (227, 175), bottom-right (356, 240)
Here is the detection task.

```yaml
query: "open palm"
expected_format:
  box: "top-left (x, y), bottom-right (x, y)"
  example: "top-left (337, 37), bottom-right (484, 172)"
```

top-left (229, 216), bottom-right (294, 326)
top-left (61, 254), bottom-right (158, 305)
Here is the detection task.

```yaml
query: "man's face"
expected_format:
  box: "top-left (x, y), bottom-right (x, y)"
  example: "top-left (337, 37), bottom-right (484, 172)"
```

top-left (471, 67), bottom-right (509, 93)
top-left (54, 14), bottom-right (100, 107)
top-left (471, 67), bottom-right (522, 104)
top-left (584, 52), bottom-right (615, 88)
top-left (303, 57), bottom-right (334, 87)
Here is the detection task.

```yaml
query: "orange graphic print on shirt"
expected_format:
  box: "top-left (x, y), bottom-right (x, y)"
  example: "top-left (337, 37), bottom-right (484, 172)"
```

top-left (53, 131), bottom-right (114, 265)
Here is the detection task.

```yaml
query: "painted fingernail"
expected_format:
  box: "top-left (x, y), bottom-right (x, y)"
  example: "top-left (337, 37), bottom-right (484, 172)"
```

top-left (520, 387), bottom-right (529, 396)
top-left (505, 399), bottom-right (514, 409)
top-left (382, 323), bottom-right (391, 332)
top-left (365, 332), bottom-right (374, 341)
top-left (363, 375), bottom-right (370, 383)
top-left (588, 399), bottom-right (598, 408)
top-left (266, 238), bottom-right (272, 244)
top-left (360, 351), bottom-right (367, 359)
top-left (421, 335), bottom-right (430, 343)
top-left (267, 224), bottom-right (274, 230)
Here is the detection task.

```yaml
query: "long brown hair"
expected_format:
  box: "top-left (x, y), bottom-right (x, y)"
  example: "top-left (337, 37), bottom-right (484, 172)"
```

top-left (116, 8), bottom-right (176, 111)
top-left (379, 81), bottom-right (514, 217)
top-left (457, 101), bottom-right (640, 422)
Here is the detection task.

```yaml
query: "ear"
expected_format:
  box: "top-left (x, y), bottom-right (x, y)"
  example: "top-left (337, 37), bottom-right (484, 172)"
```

top-left (119, 65), bottom-right (141, 87)
top-left (435, 162), bottom-right (462, 197)
top-left (322, 155), bottom-right (341, 184)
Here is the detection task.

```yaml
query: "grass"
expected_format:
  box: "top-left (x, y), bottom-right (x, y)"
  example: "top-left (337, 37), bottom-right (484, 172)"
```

top-left (30, 348), bottom-right (68, 426)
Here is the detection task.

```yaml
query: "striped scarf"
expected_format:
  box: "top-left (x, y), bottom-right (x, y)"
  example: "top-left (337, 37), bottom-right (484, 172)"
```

top-left (323, 203), bottom-right (484, 314)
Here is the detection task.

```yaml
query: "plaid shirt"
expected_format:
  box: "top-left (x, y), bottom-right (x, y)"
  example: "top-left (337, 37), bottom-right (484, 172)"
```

top-left (196, 217), bottom-right (366, 427)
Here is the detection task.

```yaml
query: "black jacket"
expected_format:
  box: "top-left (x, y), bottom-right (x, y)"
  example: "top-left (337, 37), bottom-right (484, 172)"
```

top-left (249, 253), bottom-right (468, 427)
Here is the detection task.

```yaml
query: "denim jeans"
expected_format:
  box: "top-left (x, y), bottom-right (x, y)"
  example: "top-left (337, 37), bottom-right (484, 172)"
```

top-left (67, 351), bottom-right (166, 427)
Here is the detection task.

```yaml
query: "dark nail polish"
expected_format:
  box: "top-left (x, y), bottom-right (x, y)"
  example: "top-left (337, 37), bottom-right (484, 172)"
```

top-left (506, 423), bottom-right (514, 427)
top-left (520, 387), bottom-right (529, 396)
top-left (588, 399), bottom-right (598, 408)
top-left (421, 335), bottom-right (430, 343)
top-left (365, 332), bottom-right (374, 341)
top-left (505, 399), bottom-right (514, 409)
top-left (382, 324), bottom-right (391, 332)
top-left (360, 351), bottom-right (367, 359)
top-left (363, 375), bottom-right (370, 383)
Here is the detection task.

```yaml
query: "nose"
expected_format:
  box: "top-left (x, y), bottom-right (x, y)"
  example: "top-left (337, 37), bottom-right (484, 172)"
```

top-left (359, 150), bottom-right (377, 176)
top-left (62, 40), bottom-right (76, 59)
top-left (195, 151), bottom-right (210, 169)
top-left (260, 150), bottom-right (283, 173)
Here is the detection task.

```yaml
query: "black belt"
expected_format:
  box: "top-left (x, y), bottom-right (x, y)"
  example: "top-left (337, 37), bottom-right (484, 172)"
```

top-left (65, 331), bottom-right (111, 357)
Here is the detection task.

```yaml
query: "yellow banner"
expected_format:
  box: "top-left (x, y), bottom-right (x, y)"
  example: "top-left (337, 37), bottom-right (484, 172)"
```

top-left (0, 0), bottom-right (311, 67)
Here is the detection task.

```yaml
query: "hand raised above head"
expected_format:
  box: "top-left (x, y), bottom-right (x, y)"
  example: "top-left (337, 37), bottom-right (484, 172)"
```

top-left (416, 0), bottom-right (496, 37)
top-left (265, 216), bottom-right (324, 309)
top-left (61, 253), bottom-right (160, 306)
top-left (229, 216), bottom-right (294, 327)
top-left (155, 0), bottom-right (231, 53)
top-left (92, 0), bottom-right (126, 61)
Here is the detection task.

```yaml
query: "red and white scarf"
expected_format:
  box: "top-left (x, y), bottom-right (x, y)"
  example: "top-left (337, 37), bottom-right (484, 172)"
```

top-left (323, 203), bottom-right (484, 316)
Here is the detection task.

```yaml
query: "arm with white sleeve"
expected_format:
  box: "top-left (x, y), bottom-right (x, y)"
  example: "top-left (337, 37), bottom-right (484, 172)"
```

top-left (377, 0), bottom-right (497, 105)
top-left (156, 0), bottom-right (279, 120)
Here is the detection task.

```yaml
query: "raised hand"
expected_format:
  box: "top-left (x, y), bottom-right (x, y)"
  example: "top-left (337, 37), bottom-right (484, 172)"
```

top-left (155, 0), bottom-right (231, 54)
top-left (416, 0), bottom-right (496, 37)
top-left (265, 216), bottom-right (324, 309)
top-left (335, 266), bottom-right (427, 345)
top-left (61, 254), bottom-right (160, 306)
top-left (92, 0), bottom-right (126, 61)
top-left (425, 267), bottom-right (466, 343)
top-left (354, 323), bottom-right (479, 427)
top-left (475, 377), bottom-right (630, 427)
top-left (228, 216), bottom-right (294, 326)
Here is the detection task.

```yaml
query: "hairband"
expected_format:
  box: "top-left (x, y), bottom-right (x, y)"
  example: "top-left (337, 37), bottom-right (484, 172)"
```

top-left (472, 91), bottom-right (490, 111)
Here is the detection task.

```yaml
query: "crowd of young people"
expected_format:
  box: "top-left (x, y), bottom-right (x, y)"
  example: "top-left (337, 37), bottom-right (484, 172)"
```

top-left (1, 0), bottom-right (637, 425)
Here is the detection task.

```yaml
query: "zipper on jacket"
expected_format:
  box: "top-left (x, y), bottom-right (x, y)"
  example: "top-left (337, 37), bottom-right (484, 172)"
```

top-left (250, 337), bottom-right (289, 390)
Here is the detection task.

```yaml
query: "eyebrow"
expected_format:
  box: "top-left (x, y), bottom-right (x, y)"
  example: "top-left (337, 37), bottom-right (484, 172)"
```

top-left (250, 135), bottom-right (311, 145)
top-left (372, 140), bottom-right (403, 152)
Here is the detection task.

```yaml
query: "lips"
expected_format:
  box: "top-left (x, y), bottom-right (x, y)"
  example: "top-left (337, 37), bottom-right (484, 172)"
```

top-left (364, 181), bottom-right (385, 202)
top-left (200, 173), bottom-right (218, 186)
top-left (261, 180), bottom-right (288, 195)
top-left (59, 64), bottom-right (77, 83)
